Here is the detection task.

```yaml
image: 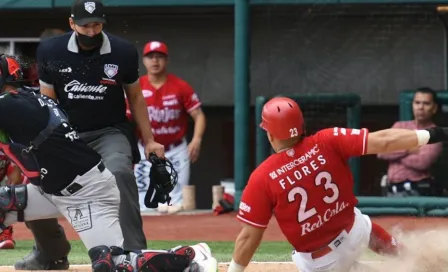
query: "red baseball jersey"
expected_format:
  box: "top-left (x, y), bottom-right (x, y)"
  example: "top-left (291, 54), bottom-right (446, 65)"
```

top-left (237, 127), bottom-right (369, 252)
top-left (127, 74), bottom-right (201, 146)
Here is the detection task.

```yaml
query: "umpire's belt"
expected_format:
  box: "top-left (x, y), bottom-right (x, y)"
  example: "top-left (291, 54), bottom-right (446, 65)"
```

top-left (53, 162), bottom-right (105, 196)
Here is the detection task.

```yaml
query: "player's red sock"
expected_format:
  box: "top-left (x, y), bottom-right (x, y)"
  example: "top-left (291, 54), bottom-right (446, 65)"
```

top-left (369, 222), bottom-right (400, 256)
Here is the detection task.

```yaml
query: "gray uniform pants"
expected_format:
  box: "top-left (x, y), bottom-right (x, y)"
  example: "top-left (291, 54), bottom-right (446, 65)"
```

top-left (25, 127), bottom-right (147, 259)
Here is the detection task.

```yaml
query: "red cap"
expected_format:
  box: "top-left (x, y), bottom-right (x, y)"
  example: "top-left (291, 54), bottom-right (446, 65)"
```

top-left (260, 97), bottom-right (304, 140)
top-left (143, 41), bottom-right (168, 56)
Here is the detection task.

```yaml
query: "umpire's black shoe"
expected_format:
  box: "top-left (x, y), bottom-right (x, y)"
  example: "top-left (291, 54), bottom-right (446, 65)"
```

top-left (14, 246), bottom-right (70, 270)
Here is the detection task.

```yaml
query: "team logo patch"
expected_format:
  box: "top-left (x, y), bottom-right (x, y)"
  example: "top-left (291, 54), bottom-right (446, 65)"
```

top-left (150, 42), bottom-right (161, 50)
top-left (84, 2), bottom-right (96, 13)
top-left (191, 93), bottom-right (199, 102)
top-left (104, 64), bottom-right (118, 79)
top-left (286, 149), bottom-right (295, 157)
top-left (67, 203), bottom-right (93, 232)
top-left (142, 90), bottom-right (153, 98)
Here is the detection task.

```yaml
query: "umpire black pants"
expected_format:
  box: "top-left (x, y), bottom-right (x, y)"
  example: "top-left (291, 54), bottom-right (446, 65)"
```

top-left (25, 127), bottom-right (147, 260)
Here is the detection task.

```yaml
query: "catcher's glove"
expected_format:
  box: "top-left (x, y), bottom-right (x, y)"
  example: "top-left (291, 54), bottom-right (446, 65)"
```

top-left (144, 152), bottom-right (178, 208)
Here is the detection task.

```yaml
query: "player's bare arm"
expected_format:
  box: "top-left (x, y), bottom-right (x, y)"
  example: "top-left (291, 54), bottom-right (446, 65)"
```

top-left (188, 108), bottom-right (206, 163)
top-left (366, 127), bottom-right (445, 155)
top-left (230, 224), bottom-right (265, 271)
top-left (39, 84), bottom-right (57, 101)
top-left (124, 81), bottom-right (165, 158)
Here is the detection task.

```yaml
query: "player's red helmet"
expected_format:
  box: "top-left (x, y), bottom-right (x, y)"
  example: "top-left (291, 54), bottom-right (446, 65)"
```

top-left (260, 97), bottom-right (305, 140)
top-left (0, 54), bottom-right (24, 91)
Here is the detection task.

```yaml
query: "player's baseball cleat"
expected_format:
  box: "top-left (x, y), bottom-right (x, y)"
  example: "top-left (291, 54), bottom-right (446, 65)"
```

top-left (0, 226), bottom-right (15, 249)
top-left (114, 262), bottom-right (134, 272)
top-left (157, 203), bottom-right (169, 213)
top-left (14, 246), bottom-right (70, 270)
top-left (88, 245), bottom-right (115, 272)
top-left (136, 250), bottom-right (191, 272)
top-left (189, 243), bottom-right (219, 272)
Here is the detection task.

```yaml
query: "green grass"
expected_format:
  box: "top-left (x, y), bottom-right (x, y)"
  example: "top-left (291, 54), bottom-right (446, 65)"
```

top-left (0, 240), bottom-right (383, 266)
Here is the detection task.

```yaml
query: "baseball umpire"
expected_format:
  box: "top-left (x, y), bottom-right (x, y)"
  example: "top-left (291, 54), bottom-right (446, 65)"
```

top-left (15, 0), bottom-right (165, 269)
top-left (0, 54), bottom-right (218, 272)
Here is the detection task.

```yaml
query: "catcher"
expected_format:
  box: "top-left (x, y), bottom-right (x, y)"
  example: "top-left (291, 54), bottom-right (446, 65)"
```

top-left (0, 54), bottom-right (218, 272)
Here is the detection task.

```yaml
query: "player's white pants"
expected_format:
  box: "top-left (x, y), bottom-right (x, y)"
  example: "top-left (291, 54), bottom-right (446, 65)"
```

top-left (134, 138), bottom-right (190, 210)
top-left (3, 162), bottom-right (124, 251)
top-left (292, 208), bottom-right (372, 272)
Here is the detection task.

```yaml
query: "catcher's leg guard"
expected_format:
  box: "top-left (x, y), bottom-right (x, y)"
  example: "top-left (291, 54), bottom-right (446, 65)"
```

top-left (88, 246), bottom-right (115, 272)
top-left (0, 185), bottom-right (27, 229)
top-left (136, 251), bottom-right (191, 272)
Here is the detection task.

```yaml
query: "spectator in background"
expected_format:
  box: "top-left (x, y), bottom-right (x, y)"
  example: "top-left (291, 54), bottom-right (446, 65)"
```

top-left (378, 87), bottom-right (442, 197)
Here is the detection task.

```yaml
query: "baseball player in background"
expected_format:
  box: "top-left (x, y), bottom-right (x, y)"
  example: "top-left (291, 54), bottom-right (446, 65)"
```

top-left (129, 41), bottom-right (206, 214)
top-left (228, 96), bottom-right (448, 272)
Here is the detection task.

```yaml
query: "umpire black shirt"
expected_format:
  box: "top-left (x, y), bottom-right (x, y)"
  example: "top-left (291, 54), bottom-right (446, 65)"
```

top-left (0, 91), bottom-right (102, 193)
top-left (36, 31), bottom-right (139, 132)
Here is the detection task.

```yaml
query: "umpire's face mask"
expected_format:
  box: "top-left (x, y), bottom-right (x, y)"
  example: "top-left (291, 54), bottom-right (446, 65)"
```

top-left (76, 32), bottom-right (103, 49)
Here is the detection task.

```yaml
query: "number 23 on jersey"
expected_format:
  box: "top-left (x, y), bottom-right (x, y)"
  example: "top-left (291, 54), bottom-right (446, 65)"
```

top-left (288, 171), bottom-right (340, 223)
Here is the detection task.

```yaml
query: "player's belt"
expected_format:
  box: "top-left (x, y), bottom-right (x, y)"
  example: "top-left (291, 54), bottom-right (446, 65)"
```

top-left (165, 139), bottom-right (184, 152)
top-left (309, 217), bottom-right (356, 260)
top-left (53, 162), bottom-right (105, 196)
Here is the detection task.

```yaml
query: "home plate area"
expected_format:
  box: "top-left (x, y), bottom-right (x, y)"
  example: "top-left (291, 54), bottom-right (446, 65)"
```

top-left (0, 262), bottom-right (389, 272)
top-left (5, 214), bottom-right (448, 272)
top-left (0, 262), bottom-right (318, 272)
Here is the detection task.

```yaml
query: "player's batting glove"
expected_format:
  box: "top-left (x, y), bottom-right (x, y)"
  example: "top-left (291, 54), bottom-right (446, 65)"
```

top-left (144, 153), bottom-right (178, 208)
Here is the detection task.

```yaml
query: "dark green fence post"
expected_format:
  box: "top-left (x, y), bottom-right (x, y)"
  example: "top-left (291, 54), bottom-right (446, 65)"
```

top-left (233, 0), bottom-right (250, 211)
top-left (399, 91), bottom-right (415, 121)
top-left (347, 98), bottom-right (361, 195)
top-left (255, 96), bottom-right (269, 167)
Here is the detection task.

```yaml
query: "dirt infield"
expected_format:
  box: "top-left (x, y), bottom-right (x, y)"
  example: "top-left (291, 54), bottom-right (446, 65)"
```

top-left (11, 213), bottom-right (448, 241)
top-left (4, 213), bottom-right (448, 271)
top-left (0, 264), bottom-right (301, 272)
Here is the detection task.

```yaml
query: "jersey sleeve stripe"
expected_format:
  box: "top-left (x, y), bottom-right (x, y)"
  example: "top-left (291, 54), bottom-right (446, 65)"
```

top-left (362, 128), bottom-right (368, 155)
top-left (236, 215), bottom-right (268, 228)
top-left (39, 80), bottom-right (54, 89)
top-left (187, 102), bottom-right (201, 113)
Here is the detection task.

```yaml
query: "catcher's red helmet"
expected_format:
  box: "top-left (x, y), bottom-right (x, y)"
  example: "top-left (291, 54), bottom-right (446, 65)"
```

top-left (0, 54), bottom-right (24, 90)
top-left (260, 97), bottom-right (304, 140)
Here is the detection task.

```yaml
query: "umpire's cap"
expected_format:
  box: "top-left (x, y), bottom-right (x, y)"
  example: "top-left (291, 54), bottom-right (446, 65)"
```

top-left (260, 97), bottom-right (305, 140)
top-left (71, 0), bottom-right (106, 26)
top-left (143, 41), bottom-right (169, 56)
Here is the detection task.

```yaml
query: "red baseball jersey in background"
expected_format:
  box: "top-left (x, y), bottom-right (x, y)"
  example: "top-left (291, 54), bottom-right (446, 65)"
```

top-left (237, 127), bottom-right (369, 252)
top-left (126, 74), bottom-right (201, 146)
